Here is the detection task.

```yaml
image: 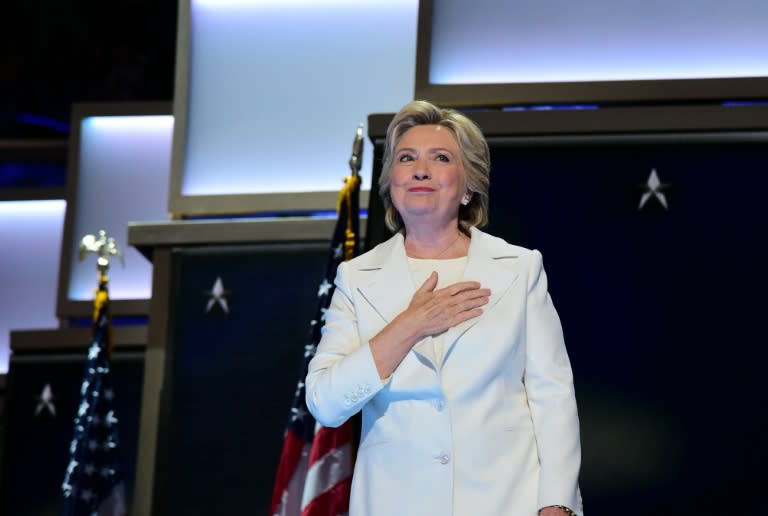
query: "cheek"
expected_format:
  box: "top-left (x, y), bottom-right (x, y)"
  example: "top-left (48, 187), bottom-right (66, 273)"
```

top-left (438, 167), bottom-right (463, 189)
top-left (390, 166), bottom-right (409, 187)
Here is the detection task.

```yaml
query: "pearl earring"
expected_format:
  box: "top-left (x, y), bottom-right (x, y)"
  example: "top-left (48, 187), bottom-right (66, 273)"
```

top-left (461, 196), bottom-right (470, 206)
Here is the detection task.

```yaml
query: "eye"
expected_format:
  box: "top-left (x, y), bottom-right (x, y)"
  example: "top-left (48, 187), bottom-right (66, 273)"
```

top-left (397, 153), bottom-right (414, 162)
top-left (435, 153), bottom-right (450, 162)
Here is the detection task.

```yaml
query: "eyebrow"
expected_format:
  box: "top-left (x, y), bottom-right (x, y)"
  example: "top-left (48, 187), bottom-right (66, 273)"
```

top-left (395, 147), bottom-right (455, 154)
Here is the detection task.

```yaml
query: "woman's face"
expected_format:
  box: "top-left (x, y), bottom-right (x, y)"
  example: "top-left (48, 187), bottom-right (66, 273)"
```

top-left (389, 124), bottom-right (466, 230)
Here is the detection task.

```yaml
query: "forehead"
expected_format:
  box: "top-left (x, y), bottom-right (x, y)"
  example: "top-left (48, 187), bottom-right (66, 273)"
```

top-left (397, 124), bottom-right (459, 149)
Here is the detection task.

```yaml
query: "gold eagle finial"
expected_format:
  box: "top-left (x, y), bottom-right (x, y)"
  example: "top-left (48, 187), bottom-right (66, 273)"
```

top-left (78, 229), bottom-right (124, 273)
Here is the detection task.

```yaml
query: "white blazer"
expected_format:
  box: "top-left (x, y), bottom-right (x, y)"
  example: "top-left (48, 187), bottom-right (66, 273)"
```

top-left (306, 227), bottom-right (584, 516)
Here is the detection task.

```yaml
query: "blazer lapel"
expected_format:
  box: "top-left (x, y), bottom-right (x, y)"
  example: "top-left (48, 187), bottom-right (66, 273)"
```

top-left (354, 229), bottom-right (520, 371)
top-left (441, 228), bottom-right (519, 366)
top-left (355, 233), bottom-right (438, 369)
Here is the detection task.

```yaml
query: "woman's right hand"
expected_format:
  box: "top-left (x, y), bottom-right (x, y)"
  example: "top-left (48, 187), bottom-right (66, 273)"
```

top-left (369, 271), bottom-right (490, 379)
top-left (402, 271), bottom-right (490, 338)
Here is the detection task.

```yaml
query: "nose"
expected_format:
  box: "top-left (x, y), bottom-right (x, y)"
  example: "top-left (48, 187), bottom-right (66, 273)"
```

top-left (413, 164), bottom-right (430, 181)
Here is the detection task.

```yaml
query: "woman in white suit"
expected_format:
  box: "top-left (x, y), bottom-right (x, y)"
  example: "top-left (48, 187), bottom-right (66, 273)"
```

top-left (306, 100), bottom-right (584, 516)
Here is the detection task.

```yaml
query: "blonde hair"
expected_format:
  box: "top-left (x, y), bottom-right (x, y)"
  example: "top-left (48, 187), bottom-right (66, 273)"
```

top-left (379, 100), bottom-right (490, 235)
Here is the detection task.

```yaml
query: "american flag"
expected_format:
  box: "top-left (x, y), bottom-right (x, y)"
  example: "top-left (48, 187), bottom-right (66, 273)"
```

top-left (270, 174), bottom-right (361, 516)
top-left (60, 274), bottom-right (127, 516)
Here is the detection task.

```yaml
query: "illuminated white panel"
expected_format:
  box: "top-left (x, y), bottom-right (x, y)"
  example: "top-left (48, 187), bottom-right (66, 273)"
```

top-left (181, 0), bottom-right (418, 195)
top-left (0, 200), bottom-right (66, 374)
top-left (67, 115), bottom-right (173, 301)
top-left (430, 0), bottom-right (768, 84)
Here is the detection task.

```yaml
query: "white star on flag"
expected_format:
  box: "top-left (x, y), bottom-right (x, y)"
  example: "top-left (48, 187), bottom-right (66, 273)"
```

top-left (291, 406), bottom-right (308, 422)
top-left (333, 243), bottom-right (343, 259)
top-left (88, 343), bottom-right (100, 360)
top-left (105, 410), bottom-right (118, 427)
top-left (205, 276), bottom-right (230, 314)
top-left (318, 279), bottom-right (332, 298)
top-left (35, 383), bottom-right (56, 416)
top-left (639, 169), bottom-right (669, 210)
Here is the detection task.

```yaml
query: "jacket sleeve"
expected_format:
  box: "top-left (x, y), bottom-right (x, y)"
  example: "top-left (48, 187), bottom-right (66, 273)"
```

top-left (523, 250), bottom-right (584, 516)
top-left (305, 261), bottom-right (386, 428)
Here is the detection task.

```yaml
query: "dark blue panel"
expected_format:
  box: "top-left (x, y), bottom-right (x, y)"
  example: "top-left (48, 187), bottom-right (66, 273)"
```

top-left (153, 243), bottom-right (327, 516)
top-left (487, 136), bottom-right (768, 514)
top-left (1, 351), bottom-right (144, 516)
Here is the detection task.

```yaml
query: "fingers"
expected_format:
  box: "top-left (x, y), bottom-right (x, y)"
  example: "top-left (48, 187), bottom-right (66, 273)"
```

top-left (417, 287), bottom-right (491, 336)
top-left (450, 307), bottom-right (485, 327)
top-left (439, 280), bottom-right (483, 297)
top-left (441, 286), bottom-right (491, 304)
top-left (416, 271), bottom-right (439, 293)
top-left (448, 288), bottom-right (491, 315)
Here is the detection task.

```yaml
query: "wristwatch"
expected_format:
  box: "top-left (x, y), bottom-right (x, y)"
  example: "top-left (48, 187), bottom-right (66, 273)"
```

top-left (539, 505), bottom-right (577, 516)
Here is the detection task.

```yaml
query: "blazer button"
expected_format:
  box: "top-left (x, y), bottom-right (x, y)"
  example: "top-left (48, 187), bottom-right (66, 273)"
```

top-left (434, 399), bottom-right (445, 412)
top-left (439, 453), bottom-right (450, 465)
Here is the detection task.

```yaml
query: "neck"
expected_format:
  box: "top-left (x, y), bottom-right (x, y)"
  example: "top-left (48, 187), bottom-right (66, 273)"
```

top-left (404, 223), bottom-right (467, 259)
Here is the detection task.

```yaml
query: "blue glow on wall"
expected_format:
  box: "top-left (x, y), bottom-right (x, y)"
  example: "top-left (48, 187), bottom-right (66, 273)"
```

top-left (0, 200), bottom-right (67, 374)
top-left (180, 0), bottom-right (418, 196)
top-left (429, 0), bottom-right (768, 84)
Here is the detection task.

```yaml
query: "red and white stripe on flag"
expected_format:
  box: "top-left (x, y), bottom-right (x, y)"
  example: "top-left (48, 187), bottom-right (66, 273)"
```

top-left (271, 421), bottom-right (353, 516)
top-left (301, 421), bottom-right (353, 516)
top-left (271, 429), bottom-right (311, 516)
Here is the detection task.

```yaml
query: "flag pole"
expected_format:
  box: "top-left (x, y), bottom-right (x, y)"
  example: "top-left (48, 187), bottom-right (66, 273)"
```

top-left (270, 125), bottom-right (364, 516)
top-left (60, 229), bottom-right (127, 516)
top-left (348, 123), bottom-right (363, 178)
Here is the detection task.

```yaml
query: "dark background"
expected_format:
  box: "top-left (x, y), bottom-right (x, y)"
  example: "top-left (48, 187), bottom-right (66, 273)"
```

top-left (2, 350), bottom-right (144, 516)
top-left (0, 0), bottom-right (177, 141)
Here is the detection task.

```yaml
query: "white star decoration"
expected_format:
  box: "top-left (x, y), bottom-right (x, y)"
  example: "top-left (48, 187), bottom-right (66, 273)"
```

top-left (205, 276), bottom-right (230, 314)
top-left (333, 244), bottom-right (343, 259)
top-left (35, 383), bottom-right (56, 416)
top-left (639, 169), bottom-right (669, 210)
